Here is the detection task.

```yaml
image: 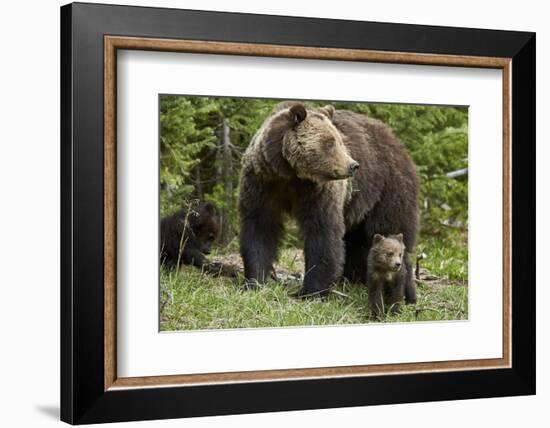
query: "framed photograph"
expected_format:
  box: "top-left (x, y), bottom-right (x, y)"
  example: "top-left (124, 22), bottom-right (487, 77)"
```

top-left (60, 2), bottom-right (535, 424)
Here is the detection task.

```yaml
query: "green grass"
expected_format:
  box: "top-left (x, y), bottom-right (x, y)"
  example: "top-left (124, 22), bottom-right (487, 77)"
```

top-left (160, 232), bottom-right (468, 331)
top-left (417, 231), bottom-right (468, 282)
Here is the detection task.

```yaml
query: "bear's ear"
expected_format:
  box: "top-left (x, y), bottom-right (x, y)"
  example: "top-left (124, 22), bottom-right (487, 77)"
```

top-left (194, 202), bottom-right (217, 229)
top-left (373, 234), bottom-right (384, 244)
top-left (395, 233), bottom-right (404, 243)
top-left (261, 104), bottom-right (305, 178)
top-left (264, 103), bottom-right (306, 144)
top-left (318, 104), bottom-right (335, 119)
top-left (289, 103), bottom-right (307, 126)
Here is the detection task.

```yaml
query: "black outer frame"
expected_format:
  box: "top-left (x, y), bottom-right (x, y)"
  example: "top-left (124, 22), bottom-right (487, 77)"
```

top-left (60, 2), bottom-right (535, 424)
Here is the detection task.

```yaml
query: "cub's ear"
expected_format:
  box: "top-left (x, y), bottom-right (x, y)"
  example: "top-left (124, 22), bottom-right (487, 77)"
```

top-left (373, 234), bottom-right (384, 244)
top-left (318, 104), bottom-right (335, 119)
top-left (200, 201), bottom-right (216, 217)
top-left (395, 233), bottom-right (404, 243)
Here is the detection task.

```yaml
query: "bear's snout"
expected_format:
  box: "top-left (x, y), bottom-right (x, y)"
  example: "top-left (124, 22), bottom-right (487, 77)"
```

top-left (349, 161), bottom-right (360, 175)
top-left (331, 158), bottom-right (359, 180)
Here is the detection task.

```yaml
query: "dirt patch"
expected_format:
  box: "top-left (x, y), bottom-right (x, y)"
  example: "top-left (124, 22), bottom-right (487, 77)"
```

top-left (211, 250), bottom-right (305, 282)
top-left (416, 270), bottom-right (467, 289)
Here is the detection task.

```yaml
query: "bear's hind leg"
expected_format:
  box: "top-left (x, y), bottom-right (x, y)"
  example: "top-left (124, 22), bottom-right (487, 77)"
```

top-left (343, 224), bottom-right (369, 283)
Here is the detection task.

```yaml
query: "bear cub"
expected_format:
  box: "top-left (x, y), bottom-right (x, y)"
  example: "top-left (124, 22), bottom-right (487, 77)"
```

top-left (160, 201), bottom-right (237, 277)
top-left (367, 233), bottom-right (407, 317)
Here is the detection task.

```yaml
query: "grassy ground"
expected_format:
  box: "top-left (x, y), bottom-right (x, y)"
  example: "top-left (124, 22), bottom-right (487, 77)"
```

top-left (160, 232), bottom-right (468, 331)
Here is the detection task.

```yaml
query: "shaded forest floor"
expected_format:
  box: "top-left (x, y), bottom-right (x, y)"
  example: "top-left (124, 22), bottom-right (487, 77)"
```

top-left (159, 233), bottom-right (468, 331)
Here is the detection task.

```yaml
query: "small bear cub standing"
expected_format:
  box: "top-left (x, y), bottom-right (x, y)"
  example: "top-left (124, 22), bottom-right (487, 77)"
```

top-left (367, 233), bottom-right (407, 317)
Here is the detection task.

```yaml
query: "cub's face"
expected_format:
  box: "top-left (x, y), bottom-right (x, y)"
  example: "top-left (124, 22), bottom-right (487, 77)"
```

top-left (195, 218), bottom-right (219, 254)
top-left (370, 234), bottom-right (405, 272)
top-left (261, 102), bottom-right (359, 183)
top-left (192, 202), bottom-right (220, 254)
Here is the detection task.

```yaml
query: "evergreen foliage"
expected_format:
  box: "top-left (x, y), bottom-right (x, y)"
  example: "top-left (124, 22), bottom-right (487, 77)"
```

top-left (160, 96), bottom-right (468, 243)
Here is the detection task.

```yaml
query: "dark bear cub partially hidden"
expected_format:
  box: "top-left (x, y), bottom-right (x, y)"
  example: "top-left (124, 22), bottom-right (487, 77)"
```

top-left (160, 201), bottom-right (237, 277)
top-left (367, 233), bottom-right (407, 317)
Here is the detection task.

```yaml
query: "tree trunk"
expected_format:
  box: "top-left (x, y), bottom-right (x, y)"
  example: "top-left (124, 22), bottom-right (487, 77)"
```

top-left (219, 118), bottom-right (233, 244)
top-left (194, 164), bottom-right (203, 200)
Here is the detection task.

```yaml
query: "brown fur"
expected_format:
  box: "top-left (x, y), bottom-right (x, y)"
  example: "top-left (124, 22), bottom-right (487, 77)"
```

top-left (367, 234), bottom-right (406, 316)
top-left (239, 102), bottom-right (419, 298)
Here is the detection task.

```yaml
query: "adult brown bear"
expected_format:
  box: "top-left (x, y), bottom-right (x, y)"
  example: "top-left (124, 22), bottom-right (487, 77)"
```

top-left (239, 102), bottom-right (419, 300)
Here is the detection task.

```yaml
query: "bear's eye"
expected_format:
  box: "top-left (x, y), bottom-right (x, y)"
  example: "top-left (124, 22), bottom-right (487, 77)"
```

top-left (386, 252), bottom-right (394, 257)
top-left (323, 138), bottom-right (335, 148)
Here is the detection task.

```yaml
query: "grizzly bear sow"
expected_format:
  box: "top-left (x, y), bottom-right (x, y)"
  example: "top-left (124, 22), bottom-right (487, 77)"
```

top-left (239, 102), bottom-right (419, 299)
top-left (367, 233), bottom-right (407, 316)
